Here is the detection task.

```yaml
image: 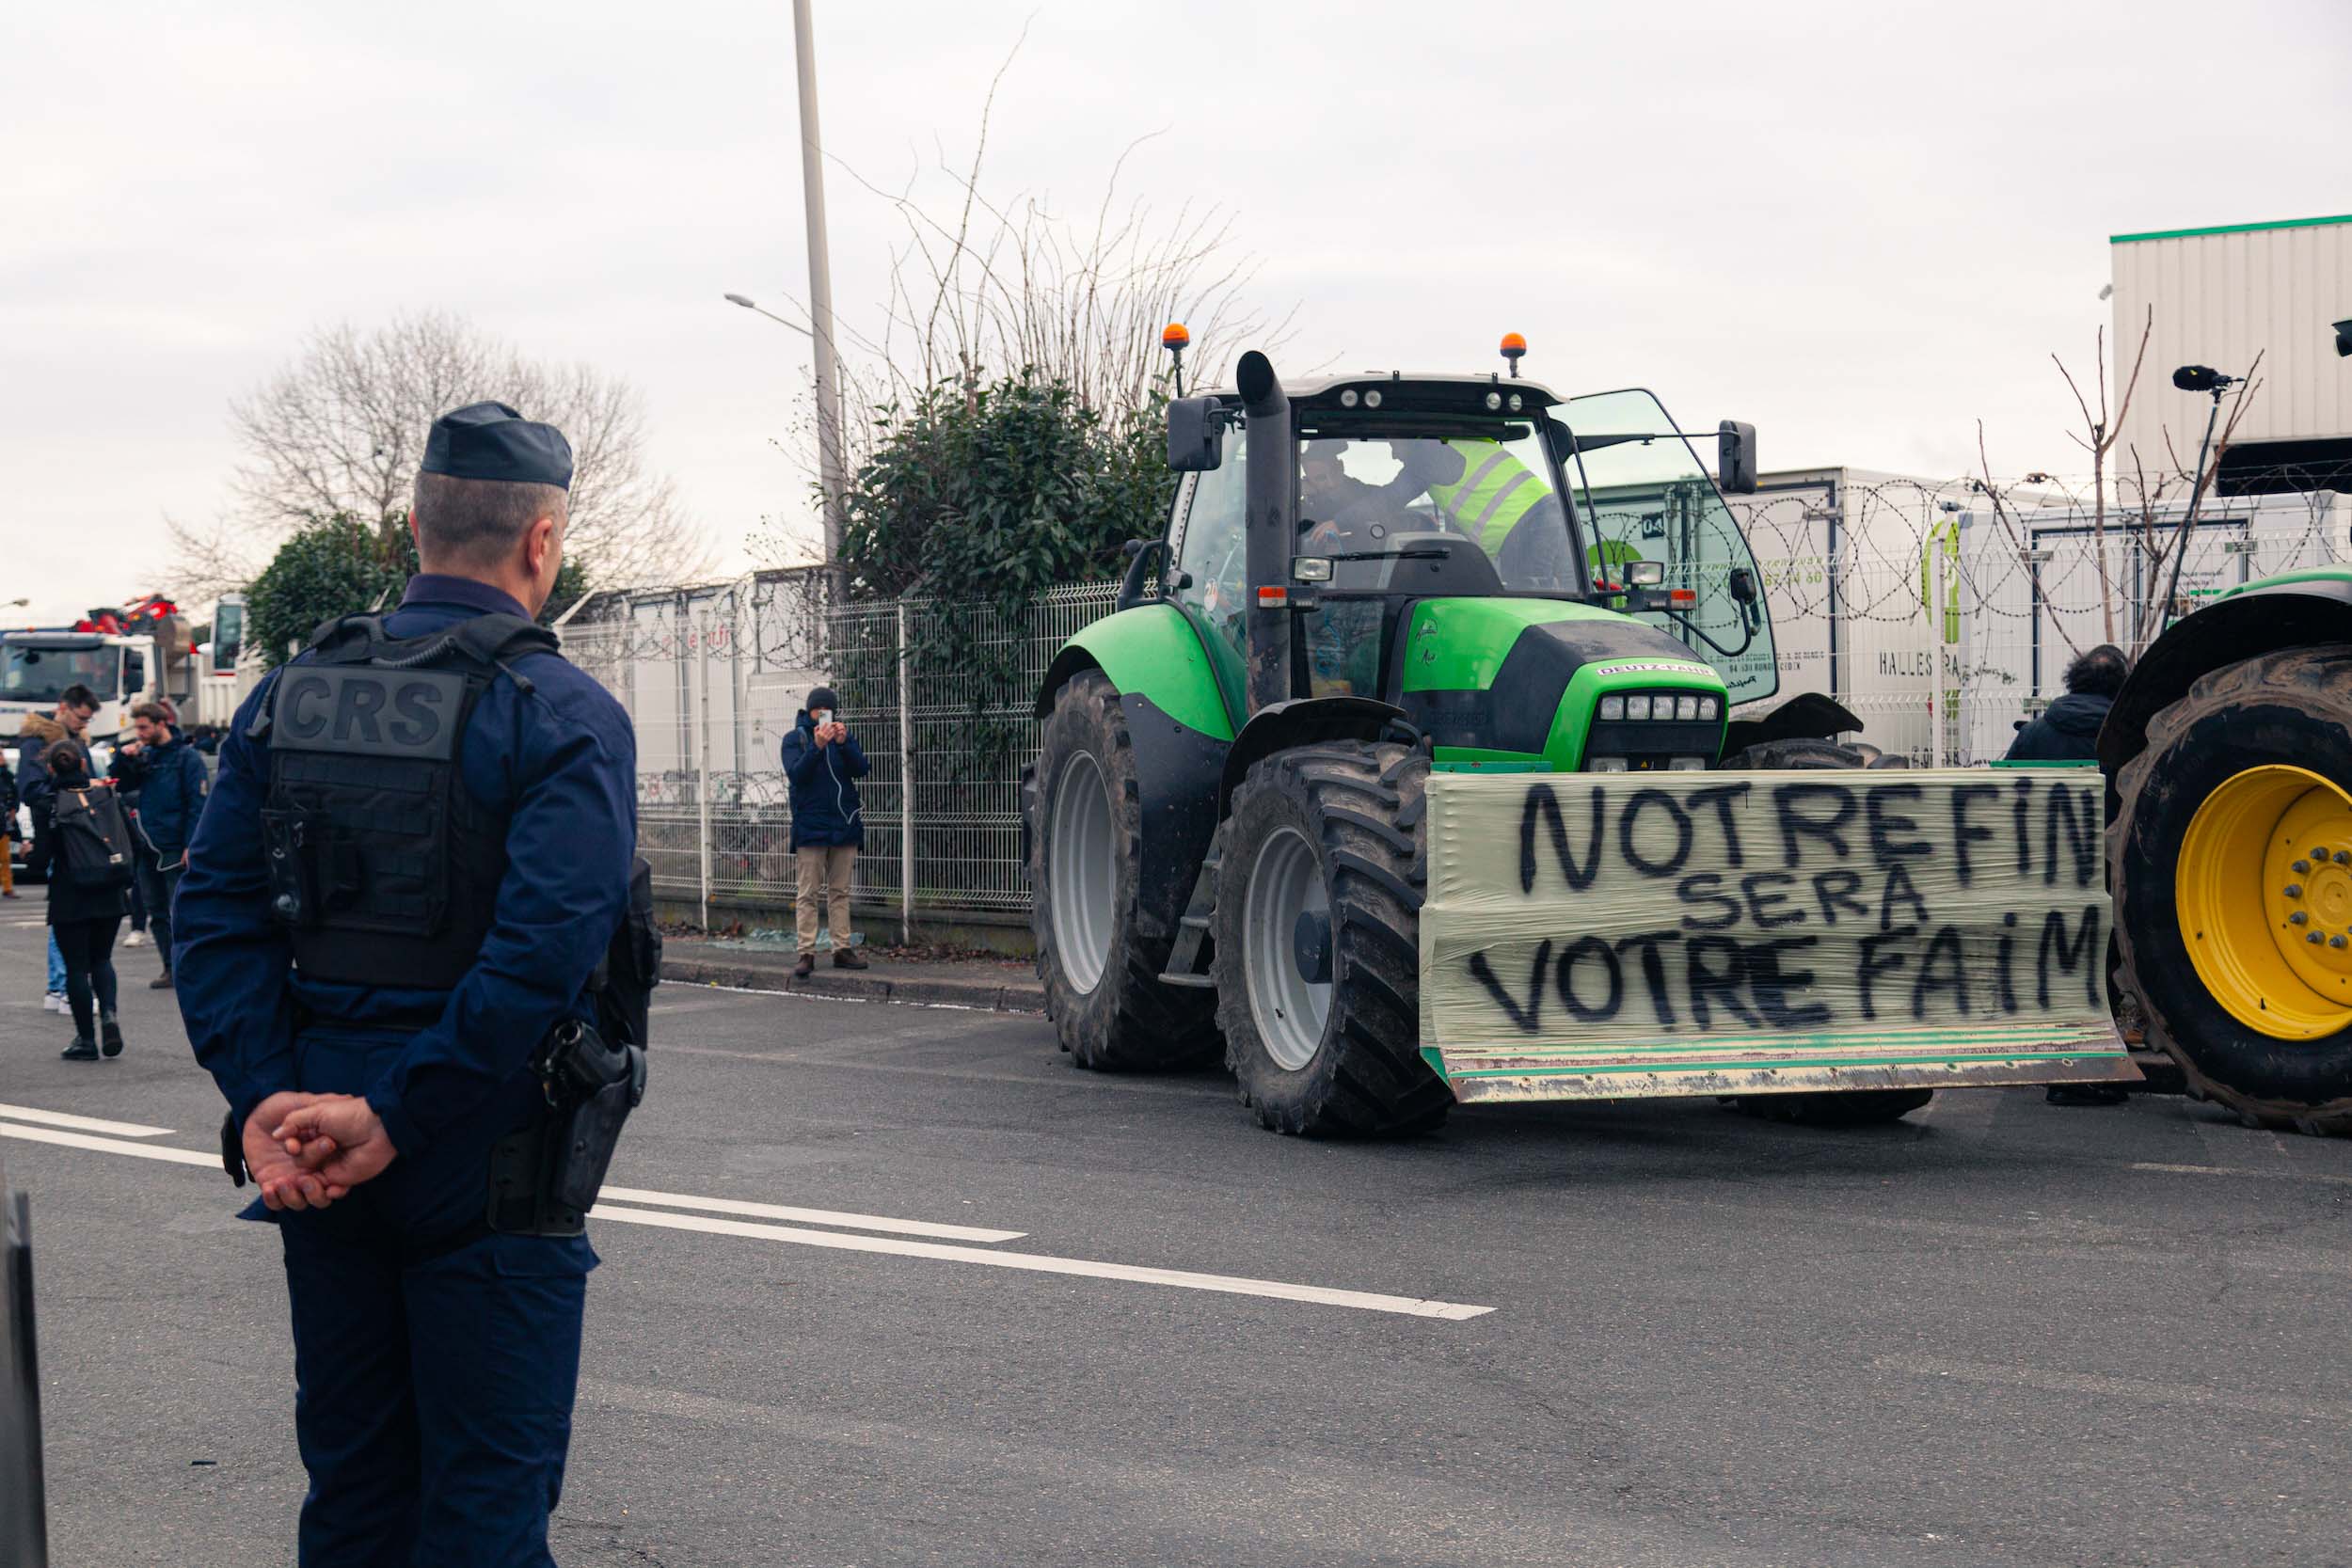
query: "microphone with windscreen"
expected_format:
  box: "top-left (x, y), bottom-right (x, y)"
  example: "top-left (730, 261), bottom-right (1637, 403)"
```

top-left (2171, 365), bottom-right (2238, 392)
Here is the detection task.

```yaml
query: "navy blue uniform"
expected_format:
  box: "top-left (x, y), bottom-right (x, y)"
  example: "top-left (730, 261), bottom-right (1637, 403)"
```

top-left (175, 574), bottom-right (637, 1565)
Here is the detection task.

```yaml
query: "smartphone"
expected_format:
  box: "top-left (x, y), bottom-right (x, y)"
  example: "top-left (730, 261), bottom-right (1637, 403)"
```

top-left (811, 708), bottom-right (834, 727)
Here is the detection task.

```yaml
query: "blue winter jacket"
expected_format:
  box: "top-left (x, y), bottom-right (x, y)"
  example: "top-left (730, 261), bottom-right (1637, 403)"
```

top-left (781, 710), bottom-right (869, 849)
top-left (116, 732), bottom-right (210, 855)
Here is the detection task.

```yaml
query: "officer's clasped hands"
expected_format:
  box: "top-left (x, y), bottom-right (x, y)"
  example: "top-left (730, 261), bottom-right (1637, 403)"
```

top-left (243, 1092), bottom-right (402, 1212)
top-left (242, 1091), bottom-right (351, 1212)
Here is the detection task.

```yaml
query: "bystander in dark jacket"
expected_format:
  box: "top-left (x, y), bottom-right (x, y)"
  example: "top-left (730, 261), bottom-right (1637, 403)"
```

top-left (780, 687), bottom-right (871, 976)
top-left (108, 702), bottom-right (208, 987)
top-left (24, 743), bottom-right (126, 1057)
top-left (2006, 644), bottom-right (2127, 764)
top-left (0, 758), bottom-right (17, 898)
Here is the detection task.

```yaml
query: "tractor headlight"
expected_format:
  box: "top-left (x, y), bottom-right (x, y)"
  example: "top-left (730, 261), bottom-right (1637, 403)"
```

top-left (1590, 756), bottom-right (1629, 772)
top-left (1697, 696), bottom-right (1720, 721)
top-left (1485, 391), bottom-right (1502, 410)
top-left (1668, 756), bottom-right (1708, 771)
top-left (1675, 695), bottom-right (1698, 721)
top-left (1340, 388), bottom-right (1359, 408)
top-left (1598, 696), bottom-right (1624, 721)
top-left (1624, 695), bottom-right (1651, 721)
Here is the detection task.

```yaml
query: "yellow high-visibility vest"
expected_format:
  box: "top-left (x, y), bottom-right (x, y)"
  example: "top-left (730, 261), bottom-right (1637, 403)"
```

top-left (1422, 441), bottom-right (1550, 550)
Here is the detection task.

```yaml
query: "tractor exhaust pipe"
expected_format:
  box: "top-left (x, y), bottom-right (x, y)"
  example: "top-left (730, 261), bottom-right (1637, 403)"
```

top-left (1236, 350), bottom-right (1295, 715)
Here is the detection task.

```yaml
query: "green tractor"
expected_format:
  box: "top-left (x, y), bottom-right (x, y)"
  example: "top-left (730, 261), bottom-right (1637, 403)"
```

top-left (1025, 345), bottom-right (2124, 1134)
top-left (2105, 570), bottom-right (2352, 1133)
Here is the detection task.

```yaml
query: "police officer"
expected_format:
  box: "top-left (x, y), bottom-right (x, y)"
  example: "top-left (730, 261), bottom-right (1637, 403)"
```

top-left (174, 402), bottom-right (639, 1565)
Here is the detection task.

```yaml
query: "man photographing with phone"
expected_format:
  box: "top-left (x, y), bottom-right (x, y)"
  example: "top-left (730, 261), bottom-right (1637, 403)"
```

top-left (109, 701), bottom-right (208, 990)
top-left (782, 684), bottom-right (869, 978)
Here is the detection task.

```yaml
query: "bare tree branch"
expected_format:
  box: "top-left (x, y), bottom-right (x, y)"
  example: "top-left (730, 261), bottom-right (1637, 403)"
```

top-left (193, 310), bottom-right (715, 593)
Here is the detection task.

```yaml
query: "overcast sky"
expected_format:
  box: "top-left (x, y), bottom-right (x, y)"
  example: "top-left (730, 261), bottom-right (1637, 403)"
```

top-left (6, 1), bottom-right (2347, 622)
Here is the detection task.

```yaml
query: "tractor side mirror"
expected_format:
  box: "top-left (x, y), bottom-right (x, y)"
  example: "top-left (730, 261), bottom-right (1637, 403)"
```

top-left (1717, 420), bottom-right (1758, 495)
top-left (1728, 567), bottom-right (1758, 604)
top-left (1167, 396), bottom-right (1226, 472)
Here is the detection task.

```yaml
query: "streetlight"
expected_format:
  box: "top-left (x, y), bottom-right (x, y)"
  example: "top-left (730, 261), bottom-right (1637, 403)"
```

top-left (723, 293), bottom-right (811, 338)
top-left (790, 0), bottom-right (846, 603)
top-left (2156, 363), bottom-right (2245, 630)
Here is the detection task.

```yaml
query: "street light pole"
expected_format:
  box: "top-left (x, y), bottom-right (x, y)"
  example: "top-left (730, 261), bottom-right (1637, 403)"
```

top-left (791, 0), bottom-right (848, 604)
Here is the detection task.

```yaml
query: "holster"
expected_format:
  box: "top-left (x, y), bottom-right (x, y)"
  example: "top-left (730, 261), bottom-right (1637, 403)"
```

top-left (485, 1020), bottom-right (647, 1238)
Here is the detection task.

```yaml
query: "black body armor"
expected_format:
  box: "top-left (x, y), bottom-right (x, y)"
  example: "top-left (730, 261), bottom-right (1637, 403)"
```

top-left (256, 612), bottom-right (557, 989)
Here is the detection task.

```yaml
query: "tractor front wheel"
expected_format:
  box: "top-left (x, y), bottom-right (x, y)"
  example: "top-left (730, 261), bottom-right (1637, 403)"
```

top-left (2113, 645), bottom-right (2352, 1133)
top-left (1210, 741), bottom-right (1452, 1137)
top-left (1028, 672), bottom-right (1217, 1070)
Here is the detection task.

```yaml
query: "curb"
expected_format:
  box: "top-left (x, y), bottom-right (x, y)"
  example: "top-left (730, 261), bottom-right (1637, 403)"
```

top-left (662, 955), bottom-right (1045, 1014)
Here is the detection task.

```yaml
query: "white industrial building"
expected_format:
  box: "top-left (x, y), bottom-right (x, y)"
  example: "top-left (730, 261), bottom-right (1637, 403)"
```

top-left (1723, 216), bottom-right (2351, 764)
top-left (2109, 213), bottom-right (2352, 490)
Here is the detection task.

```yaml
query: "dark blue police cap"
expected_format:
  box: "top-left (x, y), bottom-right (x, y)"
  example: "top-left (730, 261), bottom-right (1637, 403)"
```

top-left (421, 401), bottom-right (575, 490)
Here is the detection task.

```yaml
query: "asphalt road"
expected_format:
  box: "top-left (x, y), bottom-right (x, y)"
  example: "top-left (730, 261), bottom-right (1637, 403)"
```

top-left (4, 914), bottom-right (2348, 1567)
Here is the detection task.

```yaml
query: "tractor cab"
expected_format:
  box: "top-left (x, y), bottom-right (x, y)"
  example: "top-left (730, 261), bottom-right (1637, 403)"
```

top-left (1147, 354), bottom-right (1777, 772)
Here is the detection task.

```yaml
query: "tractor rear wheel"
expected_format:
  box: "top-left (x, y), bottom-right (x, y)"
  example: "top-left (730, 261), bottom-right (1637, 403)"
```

top-left (2113, 645), bottom-right (2352, 1134)
top-left (1028, 672), bottom-right (1217, 1070)
top-left (1210, 740), bottom-right (1452, 1137)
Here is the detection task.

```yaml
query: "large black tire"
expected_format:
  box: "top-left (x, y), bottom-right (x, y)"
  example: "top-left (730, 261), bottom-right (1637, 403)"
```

top-left (2112, 646), bottom-right (2352, 1134)
top-left (1210, 741), bottom-right (1452, 1137)
top-left (1027, 672), bottom-right (1217, 1070)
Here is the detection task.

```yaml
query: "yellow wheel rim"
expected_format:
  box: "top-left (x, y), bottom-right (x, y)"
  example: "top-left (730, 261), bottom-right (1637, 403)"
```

top-left (2178, 764), bottom-right (2352, 1039)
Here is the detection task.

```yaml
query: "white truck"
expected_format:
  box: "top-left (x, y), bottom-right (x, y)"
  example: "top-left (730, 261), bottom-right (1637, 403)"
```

top-left (0, 595), bottom-right (201, 751)
top-left (191, 592), bottom-right (252, 729)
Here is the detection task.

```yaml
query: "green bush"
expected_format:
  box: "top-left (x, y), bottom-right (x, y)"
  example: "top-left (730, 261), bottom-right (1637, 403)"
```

top-left (247, 514), bottom-right (585, 667)
top-left (840, 373), bottom-right (1170, 599)
top-left (837, 372), bottom-right (1173, 761)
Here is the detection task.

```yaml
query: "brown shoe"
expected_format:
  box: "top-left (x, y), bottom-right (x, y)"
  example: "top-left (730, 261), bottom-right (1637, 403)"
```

top-left (833, 948), bottom-right (869, 970)
top-left (793, 953), bottom-right (816, 979)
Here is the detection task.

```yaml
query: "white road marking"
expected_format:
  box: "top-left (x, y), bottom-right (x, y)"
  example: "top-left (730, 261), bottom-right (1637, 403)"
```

top-left (1, 1116), bottom-right (1491, 1320)
top-left (0, 1102), bottom-right (172, 1138)
top-left (589, 1201), bottom-right (1494, 1321)
top-left (1, 1123), bottom-right (220, 1168)
top-left (2129, 1161), bottom-right (2352, 1186)
top-left (1883, 1355), bottom-right (2352, 1424)
top-left (597, 1185), bottom-right (1023, 1243)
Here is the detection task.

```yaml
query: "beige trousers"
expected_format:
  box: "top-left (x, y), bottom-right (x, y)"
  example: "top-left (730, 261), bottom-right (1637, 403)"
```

top-left (795, 844), bottom-right (855, 951)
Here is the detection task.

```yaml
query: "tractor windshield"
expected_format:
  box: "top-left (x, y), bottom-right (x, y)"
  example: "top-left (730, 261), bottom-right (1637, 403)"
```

top-left (1293, 427), bottom-right (1584, 596)
top-left (1558, 388), bottom-right (1780, 705)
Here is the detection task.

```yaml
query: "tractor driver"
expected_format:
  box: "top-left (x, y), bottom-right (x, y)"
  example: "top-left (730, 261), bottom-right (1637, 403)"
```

top-left (1391, 438), bottom-right (1578, 588)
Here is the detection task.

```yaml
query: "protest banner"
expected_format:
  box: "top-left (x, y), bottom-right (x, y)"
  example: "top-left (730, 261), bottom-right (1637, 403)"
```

top-left (1418, 768), bottom-right (2138, 1103)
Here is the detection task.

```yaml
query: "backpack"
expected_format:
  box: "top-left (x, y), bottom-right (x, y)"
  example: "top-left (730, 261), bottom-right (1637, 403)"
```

top-left (52, 787), bottom-right (135, 890)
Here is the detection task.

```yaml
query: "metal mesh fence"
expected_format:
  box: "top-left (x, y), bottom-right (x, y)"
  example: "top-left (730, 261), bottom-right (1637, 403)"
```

top-left (564, 571), bottom-right (1120, 929)
top-left (569, 474), bottom-right (2346, 926)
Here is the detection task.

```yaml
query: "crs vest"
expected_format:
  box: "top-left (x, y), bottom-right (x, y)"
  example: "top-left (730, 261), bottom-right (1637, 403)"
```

top-left (257, 611), bottom-right (560, 990)
top-left (1424, 440), bottom-right (1551, 550)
